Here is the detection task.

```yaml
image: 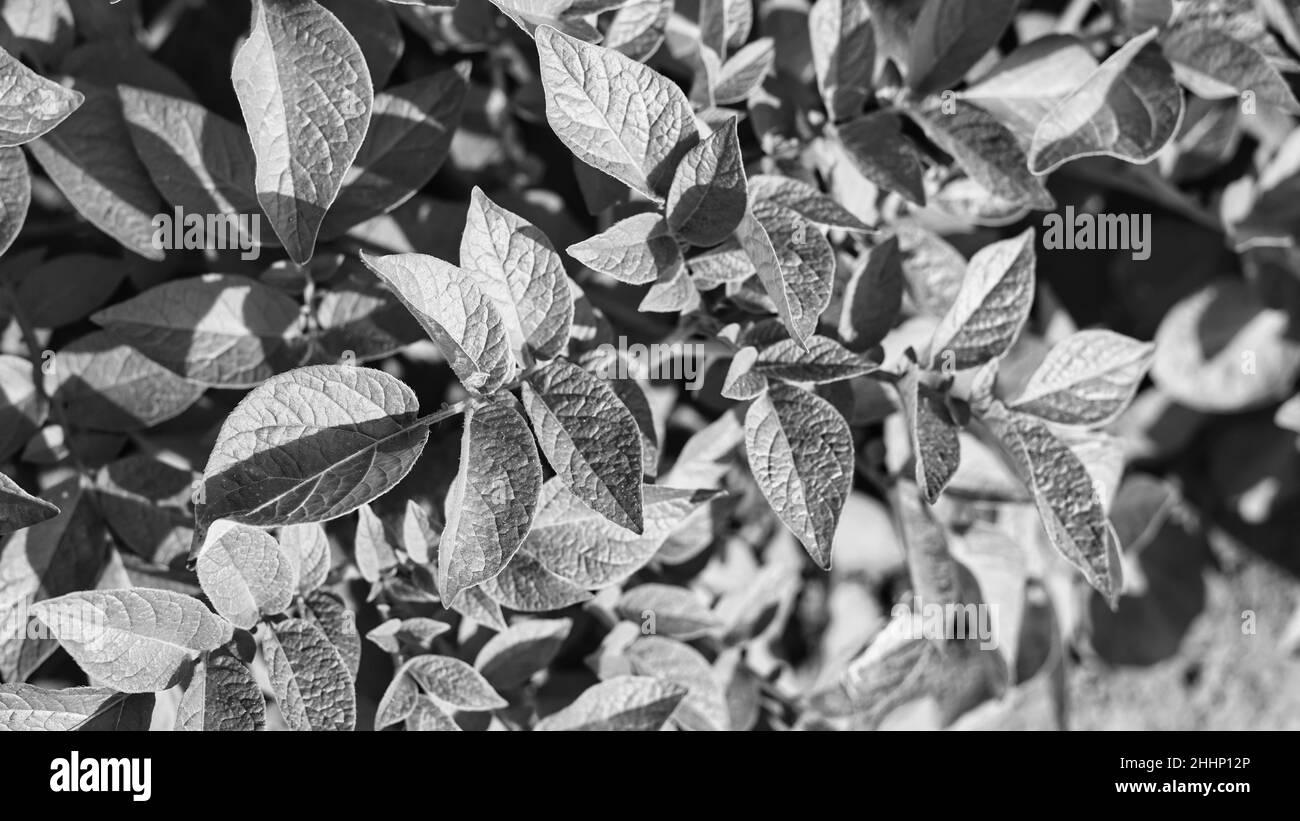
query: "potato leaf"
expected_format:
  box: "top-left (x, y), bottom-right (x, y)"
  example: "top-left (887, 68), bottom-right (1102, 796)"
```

top-left (1008, 330), bottom-right (1154, 427)
top-left (568, 213), bottom-right (680, 285)
top-left (439, 391), bottom-right (542, 605)
top-left (197, 522), bottom-right (296, 629)
top-left (535, 675), bottom-right (686, 730)
top-left (191, 365), bottom-right (430, 553)
top-left (262, 617), bottom-right (356, 731)
top-left (522, 359), bottom-right (646, 534)
top-left (474, 617), bottom-right (573, 690)
top-left (927, 228), bottom-right (1035, 371)
top-left (666, 117), bottom-right (747, 248)
top-left (744, 382), bottom-right (853, 568)
top-left (32, 588), bottom-right (234, 693)
top-left (232, 0), bottom-right (374, 262)
top-left (0, 44), bottom-right (82, 146)
top-left (535, 24), bottom-right (696, 200)
top-left (175, 650), bottom-right (266, 732)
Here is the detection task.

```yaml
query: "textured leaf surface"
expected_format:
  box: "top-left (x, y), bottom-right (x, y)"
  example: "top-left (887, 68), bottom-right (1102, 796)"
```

top-left (400, 654), bottom-right (507, 710)
top-left (1008, 330), bottom-right (1154, 426)
top-left (474, 618), bottom-right (573, 689)
top-left (279, 523), bottom-right (331, 594)
top-left (460, 188), bottom-right (573, 364)
top-left (262, 617), bottom-right (356, 731)
top-left (522, 359), bottom-right (645, 533)
top-left (232, 0), bottom-right (374, 262)
top-left (568, 213), bottom-right (679, 285)
top-left (835, 112), bottom-right (925, 204)
top-left (753, 336), bottom-right (877, 384)
top-left (192, 365), bottom-right (429, 550)
top-left (0, 685), bottom-right (125, 731)
top-left (439, 392), bottom-right (542, 605)
top-left (361, 251), bottom-right (515, 392)
top-left (49, 332), bottom-right (206, 432)
top-left (1029, 28), bottom-right (1184, 174)
top-left (175, 650), bottom-right (266, 731)
top-left (32, 589), bottom-right (233, 693)
top-left (665, 117), bottom-right (746, 247)
top-left (0, 472), bottom-right (58, 535)
top-left (744, 383), bottom-right (853, 568)
top-left (961, 35), bottom-right (1099, 143)
top-left (927, 228), bottom-right (1035, 370)
top-left (535, 675), bottom-right (686, 730)
top-left (0, 44), bottom-right (82, 146)
top-left (625, 635), bottom-right (728, 730)
top-left (480, 550), bottom-right (595, 611)
top-left (988, 409), bottom-right (1123, 605)
top-left (196, 523), bottom-right (295, 629)
top-left (897, 369), bottom-right (960, 503)
top-left (92, 274), bottom-right (304, 388)
top-left (809, 0), bottom-right (874, 122)
top-left (535, 25), bottom-right (696, 199)
top-left (747, 174), bottom-right (870, 231)
top-left (523, 479), bottom-right (720, 587)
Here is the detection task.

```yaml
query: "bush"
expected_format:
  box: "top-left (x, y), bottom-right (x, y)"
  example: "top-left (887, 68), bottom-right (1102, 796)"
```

top-left (0, 0), bottom-right (1297, 732)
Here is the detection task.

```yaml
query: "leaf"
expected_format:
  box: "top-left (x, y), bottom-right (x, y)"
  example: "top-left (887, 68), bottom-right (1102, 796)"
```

top-left (1007, 330), bottom-right (1154, 427)
top-left (192, 364), bottom-right (430, 551)
top-left (0, 44), bottom-right (83, 146)
top-left (0, 146), bottom-right (29, 257)
top-left (486, 0), bottom-right (600, 39)
top-left (1028, 28), bottom-right (1184, 174)
top-left (92, 274), bottom-right (305, 388)
top-left (322, 68), bottom-right (467, 238)
top-left (744, 382), bottom-right (853, 569)
top-left (304, 590), bottom-right (361, 680)
top-left (615, 584), bottom-right (721, 640)
top-left (480, 550), bottom-right (595, 611)
top-left (196, 522), bottom-right (296, 629)
top-left (625, 635), bottom-right (729, 730)
top-left (0, 684), bottom-right (128, 731)
top-left (906, 0), bottom-right (1017, 95)
top-left (605, 0), bottom-right (670, 62)
top-left (175, 650), bottom-right (266, 731)
top-left (450, 585), bottom-right (509, 631)
top-left (1162, 25), bottom-right (1300, 113)
top-left (439, 391), bottom-right (542, 605)
top-left (907, 101), bottom-right (1054, 210)
top-left (753, 336), bottom-right (877, 383)
top-left (360, 251), bottom-right (516, 393)
top-left (49, 331), bottom-right (207, 432)
top-left (0, 472), bottom-right (59, 535)
top-left (1, 0), bottom-right (73, 66)
top-left (839, 236), bottom-right (903, 352)
top-left (400, 500), bottom-right (435, 565)
top-left (748, 200), bottom-right (835, 351)
top-left (1151, 278), bottom-right (1300, 413)
top-left (399, 654), bottom-right (507, 710)
top-left (10, 253), bottom-right (127, 328)
top-left (723, 347), bottom-right (768, 400)
top-left (118, 86), bottom-right (260, 218)
top-left (713, 38), bottom-right (775, 104)
top-left (568, 213), bottom-right (681, 285)
top-left (232, 0), bottom-right (374, 262)
top-left (521, 479), bottom-right (721, 587)
top-left (32, 589), bottom-right (233, 693)
top-left (747, 174), bottom-right (870, 232)
top-left (278, 523), bottom-right (331, 594)
top-left (460, 188), bottom-right (573, 364)
top-left (535, 675), bottom-right (686, 730)
top-left (354, 503), bottom-right (398, 582)
top-left (927, 228), bottom-right (1035, 370)
top-left (406, 696), bottom-right (460, 731)
top-left (809, 0), bottom-right (874, 123)
top-left (834, 111), bottom-right (926, 205)
top-left (262, 617), bottom-right (356, 731)
top-left (535, 24), bottom-right (697, 200)
top-left (317, 0), bottom-right (404, 87)
top-left (987, 409), bottom-right (1124, 605)
top-left (375, 670), bottom-right (420, 728)
top-left (0, 354), bottom-right (41, 463)
top-left (961, 35), bottom-right (1100, 145)
top-left (474, 617), bottom-right (573, 689)
top-left (666, 117), bottom-right (747, 247)
top-left (366, 617), bottom-right (451, 654)
top-left (27, 83), bottom-right (164, 260)
top-left (0, 480), bottom-right (103, 683)
top-left (522, 359), bottom-right (646, 533)
top-left (639, 259), bottom-right (699, 313)
top-left (896, 369), bottom-right (960, 504)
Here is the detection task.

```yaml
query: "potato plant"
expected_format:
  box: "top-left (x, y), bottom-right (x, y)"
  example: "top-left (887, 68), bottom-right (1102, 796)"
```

top-left (0, 0), bottom-right (1297, 732)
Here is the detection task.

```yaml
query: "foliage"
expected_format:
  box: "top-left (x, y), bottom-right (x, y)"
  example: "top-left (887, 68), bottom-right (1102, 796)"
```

top-left (0, 0), bottom-right (1296, 732)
